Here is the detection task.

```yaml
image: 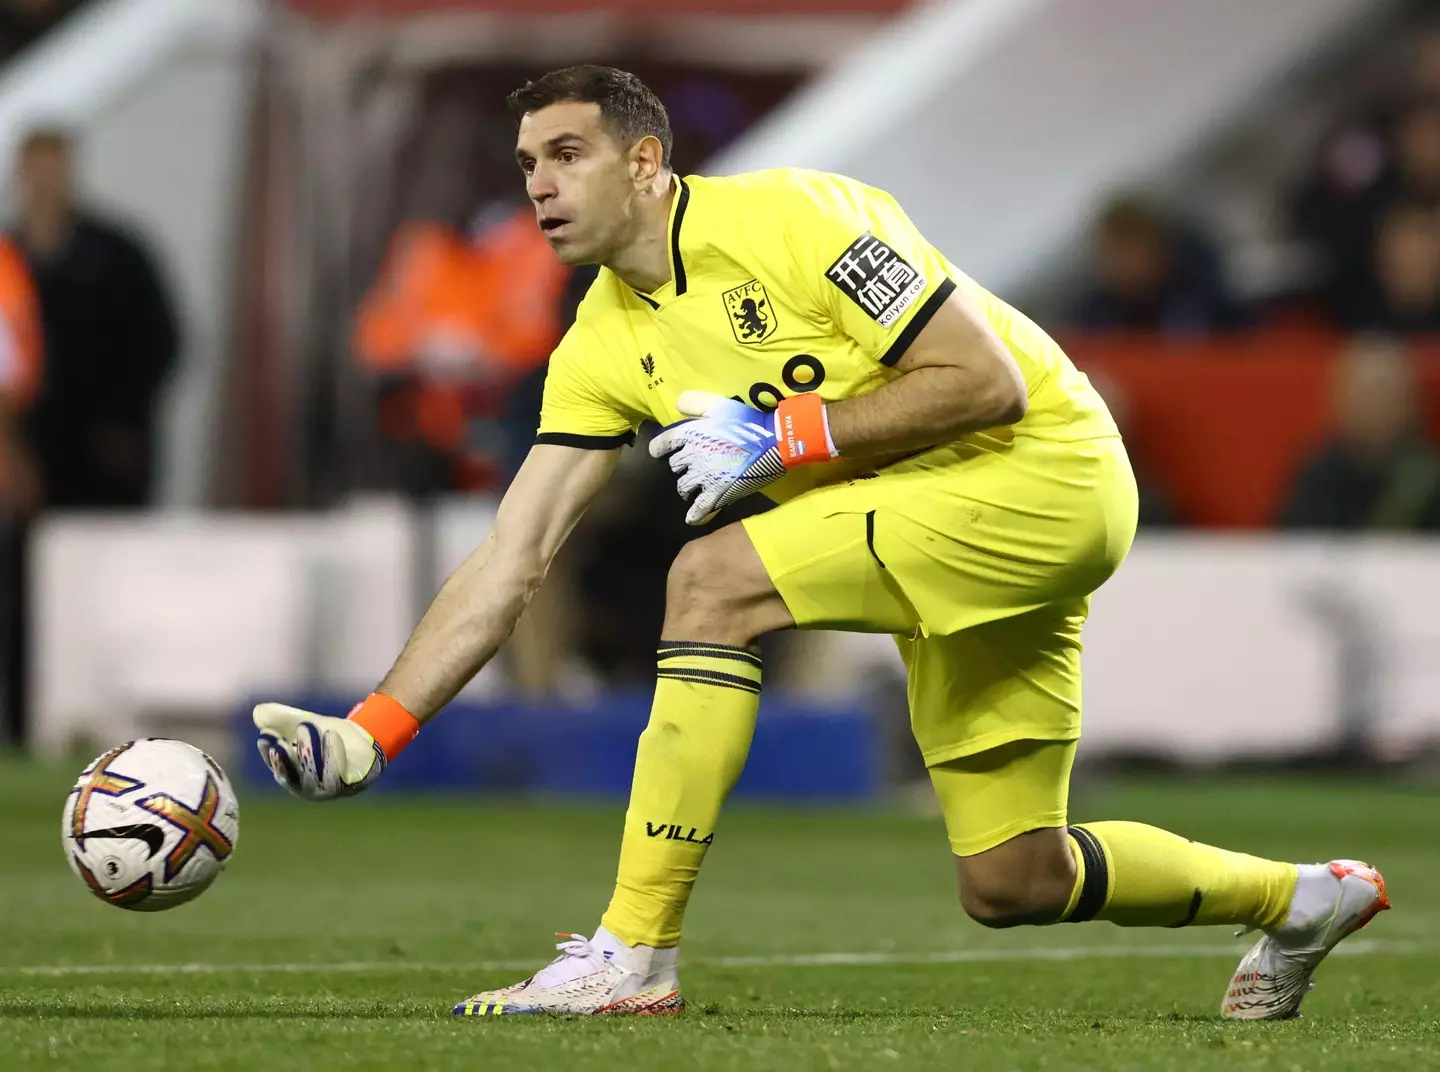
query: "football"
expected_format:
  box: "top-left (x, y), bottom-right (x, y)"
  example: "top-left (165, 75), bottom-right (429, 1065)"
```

top-left (61, 738), bottom-right (240, 911)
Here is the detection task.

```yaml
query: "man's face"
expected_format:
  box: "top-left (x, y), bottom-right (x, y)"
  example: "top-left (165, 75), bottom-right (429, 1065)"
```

top-left (515, 101), bottom-right (637, 266)
top-left (18, 140), bottom-right (73, 214)
top-left (1374, 205), bottom-right (1440, 306)
top-left (1396, 106), bottom-right (1440, 191)
top-left (1337, 344), bottom-right (1417, 456)
top-left (1098, 226), bottom-right (1169, 301)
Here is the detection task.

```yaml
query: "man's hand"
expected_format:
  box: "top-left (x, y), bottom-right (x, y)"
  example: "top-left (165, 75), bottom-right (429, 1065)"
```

top-left (252, 703), bottom-right (387, 801)
top-left (652, 390), bottom-right (831, 525)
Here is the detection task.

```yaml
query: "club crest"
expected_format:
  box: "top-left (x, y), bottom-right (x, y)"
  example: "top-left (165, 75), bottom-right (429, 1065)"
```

top-left (723, 280), bottom-right (777, 345)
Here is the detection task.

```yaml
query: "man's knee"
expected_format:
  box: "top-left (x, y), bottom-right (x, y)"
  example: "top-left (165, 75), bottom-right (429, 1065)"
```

top-left (957, 829), bottom-right (1077, 928)
top-left (666, 537), bottom-right (738, 625)
top-left (663, 527), bottom-right (791, 644)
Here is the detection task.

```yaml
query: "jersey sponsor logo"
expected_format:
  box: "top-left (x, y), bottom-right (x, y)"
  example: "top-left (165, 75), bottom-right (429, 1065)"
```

top-left (826, 232), bottom-right (926, 327)
top-left (640, 353), bottom-right (664, 390)
top-left (722, 280), bottom-right (778, 345)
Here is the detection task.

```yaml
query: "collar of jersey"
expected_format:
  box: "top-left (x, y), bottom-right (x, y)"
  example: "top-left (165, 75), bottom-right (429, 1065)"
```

top-left (629, 175), bottom-right (690, 311)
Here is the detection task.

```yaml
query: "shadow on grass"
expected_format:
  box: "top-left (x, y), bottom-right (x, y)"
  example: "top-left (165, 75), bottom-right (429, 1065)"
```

top-left (0, 1001), bottom-right (443, 1022)
top-left (0, 998), bottom-right (1251, 1028)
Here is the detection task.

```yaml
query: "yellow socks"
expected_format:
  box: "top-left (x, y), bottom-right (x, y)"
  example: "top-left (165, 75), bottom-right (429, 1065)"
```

top-left (1063, 821), bottom-right (1298, 930)
top-left (600, 642), bottom-right (762, 948)
top-left (601, 647), bottom-right (1299, 945)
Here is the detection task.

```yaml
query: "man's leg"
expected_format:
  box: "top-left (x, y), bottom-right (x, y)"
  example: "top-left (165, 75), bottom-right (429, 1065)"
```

top-left (906, 592), bottom-right (1388, 1021)
top-left (928, 740), bottom-right (1297, 932)
top-left (455, 524), bottom-right (793, 1016)
top-left (914, 615), bottom-right (1387, 1023)
top-left (600, 524), bottom-right (795, 947)
top-left (594, 492), bottom-right (923, 952)
top-left (938, 743), bottom-right (1387, 1021)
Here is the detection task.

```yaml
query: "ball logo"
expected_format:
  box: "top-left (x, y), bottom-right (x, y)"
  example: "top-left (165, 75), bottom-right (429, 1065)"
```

top-left (137, 774), bottom-right (236, 882)
top-left (74, 855), bottom-right (153, 907)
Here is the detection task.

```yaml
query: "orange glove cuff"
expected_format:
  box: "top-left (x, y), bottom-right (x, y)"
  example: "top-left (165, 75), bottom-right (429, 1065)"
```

top-left (347, 693), bottom-right (420, 761)
top-left (774, 392), bottom-right (838, 468)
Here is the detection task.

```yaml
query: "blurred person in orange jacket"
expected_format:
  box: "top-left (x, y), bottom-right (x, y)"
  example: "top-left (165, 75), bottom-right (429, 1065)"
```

top-left (0, 234), bottom-right (42, 514)
top-left (0, 230), bottom-right (42, 745)
top-left (355, 98), bottom-right (573, 496)
top-left (356, 198), bottom-right (571, 495)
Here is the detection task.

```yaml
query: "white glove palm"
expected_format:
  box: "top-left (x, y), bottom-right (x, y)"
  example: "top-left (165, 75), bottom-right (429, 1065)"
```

top-left (252, 703), bottom-right (386, 801)
top-left (650, 390), bottom-right (787, 525)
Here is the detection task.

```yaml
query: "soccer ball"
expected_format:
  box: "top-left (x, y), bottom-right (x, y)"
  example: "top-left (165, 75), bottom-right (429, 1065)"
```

top-left (62, 738), bottom-right (240, 911)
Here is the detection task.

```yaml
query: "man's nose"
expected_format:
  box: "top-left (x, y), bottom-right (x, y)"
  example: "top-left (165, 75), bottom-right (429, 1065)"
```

top-left (529, 169), bottom-right (557, 203)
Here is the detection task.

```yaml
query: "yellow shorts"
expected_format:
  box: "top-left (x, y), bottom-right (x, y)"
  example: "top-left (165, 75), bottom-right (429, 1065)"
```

top-left (743, 433), bottom-right (1137, 852)
top-left (928, 738), bottom-right (1077, 856)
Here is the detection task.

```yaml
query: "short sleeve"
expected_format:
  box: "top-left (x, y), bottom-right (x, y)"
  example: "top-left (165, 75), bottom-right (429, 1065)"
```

top-left (534, 322), bottom-right (638, 449)
top-left (791, 175), bottom-right (957, 367)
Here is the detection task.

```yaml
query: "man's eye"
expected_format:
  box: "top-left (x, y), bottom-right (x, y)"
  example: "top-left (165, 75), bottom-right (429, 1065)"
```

top-left (559, 150), bottom-right (578, 163)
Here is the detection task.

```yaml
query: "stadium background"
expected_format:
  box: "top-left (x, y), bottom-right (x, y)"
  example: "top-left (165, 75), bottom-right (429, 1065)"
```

top-left (2, 1), bottom-right (1438, 1068)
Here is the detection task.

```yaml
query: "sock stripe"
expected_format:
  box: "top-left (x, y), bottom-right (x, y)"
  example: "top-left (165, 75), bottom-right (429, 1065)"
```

top-left (655, 668), bottom-right (761, 695)
top-left (657, 642), bottom-right (763, 670)
top-left (1066, 825), bottom-right (1109, 923)
top-left (1166, 888), bottom-right (1204, 929)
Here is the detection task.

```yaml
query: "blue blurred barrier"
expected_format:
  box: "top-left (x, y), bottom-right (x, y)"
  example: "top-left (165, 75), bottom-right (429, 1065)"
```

top-left (237, 692), bottom-right (879, 800)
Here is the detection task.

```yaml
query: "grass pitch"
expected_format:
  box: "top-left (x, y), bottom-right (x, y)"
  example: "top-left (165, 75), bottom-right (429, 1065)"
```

top-left (0, 756), bottom-right (1435, 1070)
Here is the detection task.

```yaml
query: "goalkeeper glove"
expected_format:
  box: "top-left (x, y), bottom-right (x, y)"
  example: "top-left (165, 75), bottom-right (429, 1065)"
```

top-left (650, 390), bottom-right (838, 525)
top-left (252, 693), bottom-right (419, 801)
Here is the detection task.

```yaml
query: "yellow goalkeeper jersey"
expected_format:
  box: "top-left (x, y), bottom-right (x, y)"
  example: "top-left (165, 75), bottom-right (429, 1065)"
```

top-left (535, 168), bottom-right (1117, 504)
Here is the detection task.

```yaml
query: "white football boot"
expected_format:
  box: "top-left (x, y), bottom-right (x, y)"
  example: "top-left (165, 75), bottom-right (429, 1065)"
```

top-left (453, 927), bottom-right (682, 1017)
top-left (1221, 859), bottom-right (1390, 1020)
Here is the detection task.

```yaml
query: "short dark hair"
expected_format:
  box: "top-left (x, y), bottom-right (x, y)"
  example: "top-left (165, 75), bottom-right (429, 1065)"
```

top-left (507, 65), bottom-right (672, 166)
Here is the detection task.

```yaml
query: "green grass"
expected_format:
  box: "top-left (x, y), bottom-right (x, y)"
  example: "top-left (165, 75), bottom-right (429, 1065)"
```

top-left (1, 756), bottom-right (1436, 1070)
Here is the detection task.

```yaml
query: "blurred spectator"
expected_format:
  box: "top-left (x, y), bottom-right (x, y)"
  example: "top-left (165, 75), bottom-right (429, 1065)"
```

top-left (355, 198), bottom-right (570, 495)
top-left (1339, 200), bottom-right (1440, 332)
top-left (1279, 337), bottom-right (1440, 530)
top-left (1290, 24), bottom-right (1440, 309)
top-left (0, 231), bottom-right (42, 745)
top-left (0, 235), bottom-right (42, 514)
top-left (1071, 196), bottom-right (1247, 334)
top-left (355, 98), bottom-right (570, 497)
top-left (1385, 97), bottom-right (1440, 206)
top-left (9, 127), bottom-right (179, 508)
top-left (1296, 95), bottom-right (1440, 323)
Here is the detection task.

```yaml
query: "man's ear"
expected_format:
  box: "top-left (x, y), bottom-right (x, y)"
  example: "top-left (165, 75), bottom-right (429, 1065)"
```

top-left (630, 135), bottom-right (666, 187)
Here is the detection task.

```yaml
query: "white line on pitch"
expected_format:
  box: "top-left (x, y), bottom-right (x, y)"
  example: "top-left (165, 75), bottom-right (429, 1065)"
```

top-left (708, 940), bottom-right (1403, 968)
top-left (0, 939), bottom-right (1407, 977)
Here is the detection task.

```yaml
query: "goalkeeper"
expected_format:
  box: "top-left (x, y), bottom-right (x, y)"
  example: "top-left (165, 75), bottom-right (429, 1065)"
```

top-left (255, 65), bottom-right (1387, 1021)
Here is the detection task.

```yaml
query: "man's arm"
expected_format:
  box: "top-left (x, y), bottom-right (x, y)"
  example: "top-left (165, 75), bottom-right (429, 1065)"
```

top-left (651, 291), bottom-right (1029, 526)
top-left (379, 443), bottom-right (620, 720)
top-left (253, 442), bottom-right (620, 799)
top-left (825, 289), bottom-right (1028, 458)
